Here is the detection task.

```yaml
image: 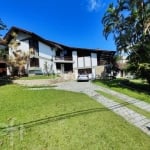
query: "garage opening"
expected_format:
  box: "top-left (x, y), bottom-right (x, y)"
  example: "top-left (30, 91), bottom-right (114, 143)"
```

top-left (0, 62), bottom-right (7, 77)
top-left (78, 68), bottom-right (92, 74)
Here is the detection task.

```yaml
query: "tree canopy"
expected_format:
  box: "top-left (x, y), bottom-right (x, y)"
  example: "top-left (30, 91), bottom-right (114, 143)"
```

top-left (0, 18), bottom-right (7, 37)
top-left (102, 0), bottom-right (150, 84)
top-left (0, 19), bottom-right (7, 60)
top-left (8, 32), bottom-right (29, 76)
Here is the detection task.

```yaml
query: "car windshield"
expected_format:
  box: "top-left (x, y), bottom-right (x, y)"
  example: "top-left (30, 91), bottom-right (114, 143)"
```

top-left (79, 74), bottom-right (88, 76)
top-left (29, 70), bottom-right (42, 74)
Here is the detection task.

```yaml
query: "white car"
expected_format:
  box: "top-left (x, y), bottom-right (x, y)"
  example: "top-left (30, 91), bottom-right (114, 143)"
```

top-left (28, 68), bottom-right (43, 76)
top-left (77, 74), bottom-right (89, 82)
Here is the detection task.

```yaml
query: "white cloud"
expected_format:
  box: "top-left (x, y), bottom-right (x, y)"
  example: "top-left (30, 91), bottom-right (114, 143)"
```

top-left (87, 0), bottom-right (105, 12)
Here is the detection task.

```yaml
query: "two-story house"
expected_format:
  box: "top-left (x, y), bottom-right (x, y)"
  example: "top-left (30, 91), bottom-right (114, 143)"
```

top-left (1, 26), bottom-right (115, 79)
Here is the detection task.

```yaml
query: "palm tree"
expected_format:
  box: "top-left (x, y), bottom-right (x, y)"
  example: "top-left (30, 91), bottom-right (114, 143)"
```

top-left (144, 1), bottom-right (150, 36)
top-left (0, 18), bottom-right (7, 36)
top-left (0, 19), bottom-right (7, 60)
top-left (102, 0), bottom-right (150, 50)
top-left (102, 0), bottom-right (150, 83)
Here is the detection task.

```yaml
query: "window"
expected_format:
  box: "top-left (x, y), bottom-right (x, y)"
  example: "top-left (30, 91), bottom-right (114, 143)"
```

top-left (30, 58), bottom-right (39, 67)
top-left (29, 39), bottom-right (39, 55)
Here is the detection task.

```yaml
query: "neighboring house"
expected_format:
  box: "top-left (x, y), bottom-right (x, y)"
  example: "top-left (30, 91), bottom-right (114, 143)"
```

top-left (0, 40), bottom-right (8, 77)
top-left (1, 26), bottom-right (115, 79)
top-left (116, 55), bottom-right (128, 78)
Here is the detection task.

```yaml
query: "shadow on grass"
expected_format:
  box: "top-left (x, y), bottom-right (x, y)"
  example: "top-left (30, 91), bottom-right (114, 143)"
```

top-left (0, 101), bottom-right (130, 133)
top-left (0, 76), bottom-right (12, 86)
top-left (147, 126), bottom-right (150, 131)
top-left (93, 79), bottom-right (150, 95)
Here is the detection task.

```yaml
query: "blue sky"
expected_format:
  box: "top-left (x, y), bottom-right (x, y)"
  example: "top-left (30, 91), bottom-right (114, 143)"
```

top-left (1, 0), bottom-right (116, 51)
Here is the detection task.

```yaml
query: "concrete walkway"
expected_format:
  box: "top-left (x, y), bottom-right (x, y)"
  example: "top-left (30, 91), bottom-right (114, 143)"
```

top-left (54, 81), bottom-right (150, 136)
top-left (93, 84), bottom-right (150, 112)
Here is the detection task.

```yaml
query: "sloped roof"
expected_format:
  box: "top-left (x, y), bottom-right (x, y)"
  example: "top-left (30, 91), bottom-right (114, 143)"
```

top-left (4, 26), bottom-right (63, 49)
top-left (3, 26), bottom-right (116, 59)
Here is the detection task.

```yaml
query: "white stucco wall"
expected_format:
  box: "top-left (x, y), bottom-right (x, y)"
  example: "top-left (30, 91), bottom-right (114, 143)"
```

top-left (17, 40), bottom-right (29, 53)
top-left (39, 42), bottom-right (53, 59)
top-left (84, 56), bottom-right (91, 67)
top-left (9, 34), bottom-right (30, 55)
top-left (92, 68), bottom-right (96, 78)
top-left (91, 53), bottom-right (97, 67)
top-left (72, 51), bottom-right (77, 68)
top-left (78, 57), bottom-right (84, 68)
top-left (38, 42), bottom-right (54, 74)
top-left (52, 50), bottom-right (57, 74)
top-left (39, 59), bottom-right (53, 74)
top-left (74, 69), bottom-right (78, 79)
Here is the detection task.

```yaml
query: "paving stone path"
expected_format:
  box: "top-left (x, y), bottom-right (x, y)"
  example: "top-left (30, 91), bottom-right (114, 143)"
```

top-left (93, 85), bottom-right (150, 112)
top-left (54, 81), bottom-right (150, 136)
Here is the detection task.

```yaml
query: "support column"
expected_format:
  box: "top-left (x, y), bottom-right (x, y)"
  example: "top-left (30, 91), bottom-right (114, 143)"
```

top-left (61, 64), bottom-right (64, 73)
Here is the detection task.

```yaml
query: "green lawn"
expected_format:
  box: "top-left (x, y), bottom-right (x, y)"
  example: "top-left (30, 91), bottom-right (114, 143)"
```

top-left (0, 85), bottom-right (150, 149)
top-left (93, 79), bottom-right (150, 103)
top-left (97, 90), bottom-right (150, 119)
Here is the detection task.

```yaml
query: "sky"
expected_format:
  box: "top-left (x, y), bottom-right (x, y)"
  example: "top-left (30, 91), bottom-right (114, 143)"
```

top-left (0, 0), bottom-right (116, 51)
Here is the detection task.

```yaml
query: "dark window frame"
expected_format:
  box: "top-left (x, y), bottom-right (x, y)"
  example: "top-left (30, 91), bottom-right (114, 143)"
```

top-left (29, 39), bottom-right (39, 55)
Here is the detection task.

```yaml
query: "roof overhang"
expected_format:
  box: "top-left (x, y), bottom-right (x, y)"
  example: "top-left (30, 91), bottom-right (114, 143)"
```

top-left (3, 26), bottom-right (116, 59)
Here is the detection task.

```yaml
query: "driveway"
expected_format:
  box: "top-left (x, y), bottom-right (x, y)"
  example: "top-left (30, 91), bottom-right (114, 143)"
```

top-left (54, 81), bottom-right (150, 136)
top-left (54, 81), bottom-right (98, 93)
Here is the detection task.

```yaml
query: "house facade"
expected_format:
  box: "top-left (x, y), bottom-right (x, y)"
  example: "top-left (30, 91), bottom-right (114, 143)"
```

top-left (0, 40), bottom-right (8, 77)
top-left (1, 26), bottom-right (115, 79)
top-left (116, 55), bottom-right (128, 78)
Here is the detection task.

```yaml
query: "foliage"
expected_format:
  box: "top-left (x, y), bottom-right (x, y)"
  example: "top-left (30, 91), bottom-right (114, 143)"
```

top-left (0, 19), bottom-right (7, 60)
top-left (127, 42), bottom-right (150, 84)
top-left (0, 76), bottom-right (12, 85)
top-left (0, 18), bottom-right (7, 37)
top-left (0, 48), bottom-right (8, 60)
top-left (0, 85), bottom-right (150, 149)
top-left (43, 61), bottom-right (54, 75)
top-left (8, 32), bottom-right (29, 76)
top-left (102, 0), bottom-right (150, 84)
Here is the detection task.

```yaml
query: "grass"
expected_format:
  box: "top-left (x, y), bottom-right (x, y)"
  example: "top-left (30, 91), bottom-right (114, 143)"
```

top-left (0, 77), bottom-right (12, 85)
top-left (0, 85), bottom-right (150, 149)
top-left (130, 79), bottom-right (147, 84)
top-left (97, 90), bottom-right (150, 119)
top-left (93, 79), bottom-right (150, 103)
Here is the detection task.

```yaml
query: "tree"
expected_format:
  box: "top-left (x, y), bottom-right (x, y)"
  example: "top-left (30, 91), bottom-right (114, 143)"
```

top-left (102, 0), bottom-right (150, 84)
top-left (0, 47), bottom-right (8, 60)
top-left (8, 32), bottom-right (29, 76)
top-left (127, 42), bottom-right (150, 83)
top-left (0, 18), bottom-right (7, 37)
top-left (0, 19), bottom-right (7, 59)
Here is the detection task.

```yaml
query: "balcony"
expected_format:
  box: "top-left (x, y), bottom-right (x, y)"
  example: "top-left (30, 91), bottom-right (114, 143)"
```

top-left (54, 56), bottom-right (74, 63)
